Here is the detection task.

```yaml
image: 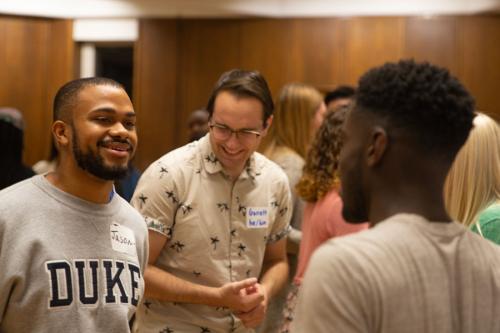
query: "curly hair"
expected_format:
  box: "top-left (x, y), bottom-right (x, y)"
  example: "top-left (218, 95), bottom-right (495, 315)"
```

top-left (356, 59), bottom-right (475, 161)
top-left (296, 107), bottom-right (348, 202)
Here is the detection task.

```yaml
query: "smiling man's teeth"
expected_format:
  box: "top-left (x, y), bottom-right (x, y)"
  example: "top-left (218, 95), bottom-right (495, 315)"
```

top-left (104, 142), bottom-right (130, 151)
top-left (224, 148), bottom-right (239, 155)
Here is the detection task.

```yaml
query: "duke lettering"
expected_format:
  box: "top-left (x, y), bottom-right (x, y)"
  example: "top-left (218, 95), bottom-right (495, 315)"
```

top-left (46, 259), bottom-right (141, 308)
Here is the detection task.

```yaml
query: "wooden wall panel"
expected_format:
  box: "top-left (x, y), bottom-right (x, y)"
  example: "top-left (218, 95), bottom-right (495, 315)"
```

top-left (0, 20), bottom-right (8, 105)
top-left (343, 17), bottom-right (405, 85)
top-left (0, 17), bottom-right (50, 165)
top-left (239, 19), bottom-right (297, 97)
top-left (289, 18), bottom-right (344, 91)
top-left (44, 20), bottom-right (75, 161)
top-left (133, 15), bottom-right (500, 168)
top-left (404, 17), bottom-right (459, 75)
top-left (0, 17), bottom-right (73, 166)
top-left (133, 20), bottom-right (178, 171)
top-left (176, 19), bottom-right (240, 144)
top-left (5, 15), bottom-right (499, 172)
top-left (459, 16), bottom-right (500, 118)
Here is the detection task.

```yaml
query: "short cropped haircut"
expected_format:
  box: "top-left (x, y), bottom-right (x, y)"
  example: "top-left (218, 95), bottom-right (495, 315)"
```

top-left (356, 59), bottom-right (475, 161)
top-left (324, 86), bottom-right (356, 105)
top-left (53, 77), bottom-right (125, 122)
top-left (206, 69), bottom-right (274, 126)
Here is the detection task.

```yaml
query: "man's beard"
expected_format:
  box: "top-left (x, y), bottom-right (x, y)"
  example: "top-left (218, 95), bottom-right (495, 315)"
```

top-left (72, 133), bottom-right (129, 181)
top-left (340, 162), bottom-right (369, 223)
top-left (341, 185), bottom-right (369, 223)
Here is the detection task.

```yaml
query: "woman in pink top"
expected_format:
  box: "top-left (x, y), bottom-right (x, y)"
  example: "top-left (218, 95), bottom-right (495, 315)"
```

top-left (280, 107), bottom-right (369, 332)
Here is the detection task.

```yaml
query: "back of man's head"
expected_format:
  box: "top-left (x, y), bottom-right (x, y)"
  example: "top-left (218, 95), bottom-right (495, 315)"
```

top-left (325, 85), bottom-right (355, 103)
top-left (356, 59), bottom-right (475, 162)
top-left (206, 69), bottom-right (274, 127)
top-left (53, 77), bottom-right (124, 123)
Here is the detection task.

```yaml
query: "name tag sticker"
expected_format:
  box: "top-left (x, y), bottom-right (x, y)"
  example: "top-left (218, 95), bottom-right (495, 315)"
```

top-left (246, 207), bottom-right (269, 229)
top-left (110, 222), bottom-right (137, 256)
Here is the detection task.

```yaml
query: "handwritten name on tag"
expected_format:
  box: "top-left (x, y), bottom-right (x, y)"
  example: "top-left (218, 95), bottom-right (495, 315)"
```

top-left (110, 222), bottom-right (137, 256)
top-left (246, 207), bottom-right (269, 229)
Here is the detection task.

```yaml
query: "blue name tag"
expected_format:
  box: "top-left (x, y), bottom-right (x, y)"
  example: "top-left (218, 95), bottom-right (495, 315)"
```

top-left (247, 207), bottom-right (269, 228)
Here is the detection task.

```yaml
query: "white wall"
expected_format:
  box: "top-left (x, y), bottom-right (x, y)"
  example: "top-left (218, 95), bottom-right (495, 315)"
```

top-left (74, 19), bottom-right (137, 78)
top-left (73, 19), bottom-right (138, 42)
top-left (0, 0), bottom-right (498, 18)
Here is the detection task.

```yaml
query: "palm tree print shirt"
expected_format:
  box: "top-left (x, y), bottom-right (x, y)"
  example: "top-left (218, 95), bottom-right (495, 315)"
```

top-left (131, 134), bottom-right (292, 332)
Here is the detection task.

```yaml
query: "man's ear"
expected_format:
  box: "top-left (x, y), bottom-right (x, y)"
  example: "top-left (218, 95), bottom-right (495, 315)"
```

top-left (261, 115), bottom-right (273, 137)
top-left (52, 120), bottom-right (71, 148)
top-left (367, 126), bottom-right (388, 167)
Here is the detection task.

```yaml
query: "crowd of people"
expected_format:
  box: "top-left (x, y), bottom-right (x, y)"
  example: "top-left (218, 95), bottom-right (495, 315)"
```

top-left (0, 59), bottom-right (499, 333)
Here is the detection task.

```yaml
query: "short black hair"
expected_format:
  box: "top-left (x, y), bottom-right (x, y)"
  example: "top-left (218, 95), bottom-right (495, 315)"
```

top-left (53, 77), bottom-right (125, 122)
top-left (356, 59), bottom-right (475, 161)
top-left (324, 86), bottom-right (356, 105)
top-left (206, 69), bottom-right (274, 126)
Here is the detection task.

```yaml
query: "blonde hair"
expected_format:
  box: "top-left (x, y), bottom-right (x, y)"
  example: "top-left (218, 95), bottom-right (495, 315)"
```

top-left (262, 83), bottom-right (323, 159)
top-left (444, 113), bottom-right (500, 227)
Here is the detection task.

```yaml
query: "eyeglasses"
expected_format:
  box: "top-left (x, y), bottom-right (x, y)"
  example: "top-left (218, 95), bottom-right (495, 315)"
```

top-left (209, 123), bottom-right (262, 144)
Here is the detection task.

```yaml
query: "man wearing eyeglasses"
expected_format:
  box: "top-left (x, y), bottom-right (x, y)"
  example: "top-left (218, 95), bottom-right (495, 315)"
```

top-left (131, 69), bottom-right (292, 333)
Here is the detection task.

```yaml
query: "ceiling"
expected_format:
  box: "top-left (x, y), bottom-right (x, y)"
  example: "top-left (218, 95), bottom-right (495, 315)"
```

top-left (1, 0), bottom-right (500, 19)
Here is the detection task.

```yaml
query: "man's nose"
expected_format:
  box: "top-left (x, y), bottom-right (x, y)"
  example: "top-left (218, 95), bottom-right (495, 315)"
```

top-left (225, 131), bottom-right (241, 148)
top-left (109, 122), bottom-right (129, 138)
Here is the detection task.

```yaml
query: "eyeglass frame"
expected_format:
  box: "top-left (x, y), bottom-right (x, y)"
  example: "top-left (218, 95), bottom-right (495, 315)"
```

top-left (208, 122), bottom-right (262, 142)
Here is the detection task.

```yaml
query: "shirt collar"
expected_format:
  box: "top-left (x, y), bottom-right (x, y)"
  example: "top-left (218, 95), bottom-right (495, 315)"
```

top-left (199, 134), bottom-right (223, 175)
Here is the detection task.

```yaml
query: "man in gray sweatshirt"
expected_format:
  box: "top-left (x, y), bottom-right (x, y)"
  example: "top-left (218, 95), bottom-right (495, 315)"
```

top-left (0, 77), bottom-right (148, 332)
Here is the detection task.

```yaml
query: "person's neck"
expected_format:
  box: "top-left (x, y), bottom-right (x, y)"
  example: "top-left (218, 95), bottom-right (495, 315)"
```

top-left (46, 162), bottom-right (114, 204)
top-left (369, 181), bottom-right (452, 226)
top-left (265, 142), bottom-right (296, 160)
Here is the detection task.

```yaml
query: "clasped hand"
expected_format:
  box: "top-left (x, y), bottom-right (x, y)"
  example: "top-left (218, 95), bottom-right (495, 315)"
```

top-left (219, 278), bottom-right (268, 328)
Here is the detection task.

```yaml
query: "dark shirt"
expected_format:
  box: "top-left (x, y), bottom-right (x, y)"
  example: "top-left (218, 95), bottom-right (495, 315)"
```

top-left (0, 159), bottom-right (35, 190)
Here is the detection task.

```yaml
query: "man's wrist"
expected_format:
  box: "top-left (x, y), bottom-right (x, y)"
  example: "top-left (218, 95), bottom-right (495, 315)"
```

top-left (260, 282), bottom-right (271, 302)
top-left (204, 286), bottom-right (224, 308)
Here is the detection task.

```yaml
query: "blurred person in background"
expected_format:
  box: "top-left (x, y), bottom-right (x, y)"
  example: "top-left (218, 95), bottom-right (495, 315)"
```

top-left (0, 107), bottom-right (34, 190)
top-left (188, 108), bottom-right (210, 142)
top-left (324, 85), bottom-right (355, 112)
top-left (259, 83), bottom-right (326, 333)
top-left (444, 112), bottom-right (500, 244)
top-left (280, 107), bottom-right (368, 332)
top-left (115, 161), bottom-right (141, 202)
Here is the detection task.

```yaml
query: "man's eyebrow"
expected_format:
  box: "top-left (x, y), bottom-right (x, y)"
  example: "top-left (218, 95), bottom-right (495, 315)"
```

top-left (90, 108), bottom-right (136, 118)
top-left (90, 108), bottom-right (115, 114)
